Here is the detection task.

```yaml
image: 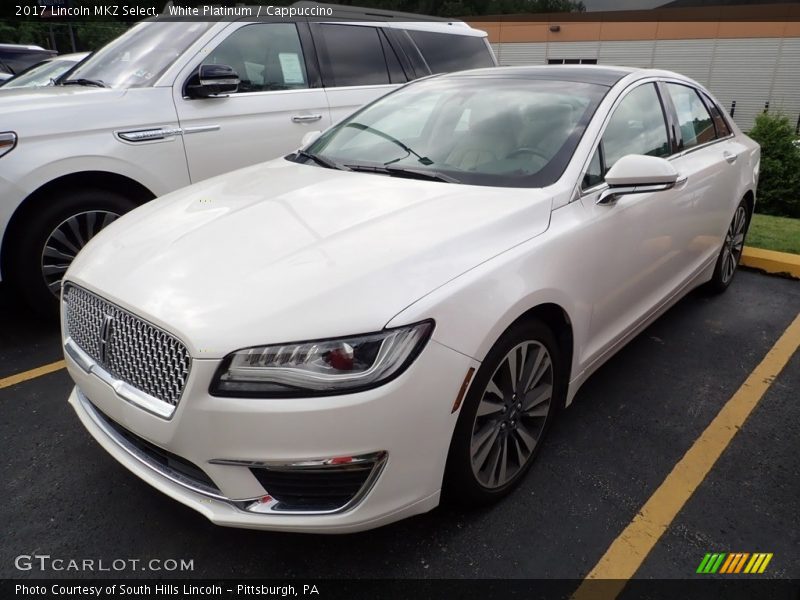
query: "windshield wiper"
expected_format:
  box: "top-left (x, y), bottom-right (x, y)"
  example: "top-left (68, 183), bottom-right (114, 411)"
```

top-left (344, 122), bottom-right (433, 166)
top-left (60, 78), bottom-right (107, 88)
top-left (294, 150), bottom-right (346, 171)
top-left (344, 163), bottom-right (459, 184)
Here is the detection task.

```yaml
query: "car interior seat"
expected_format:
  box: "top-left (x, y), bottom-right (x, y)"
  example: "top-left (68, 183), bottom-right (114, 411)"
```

top-left (444, 111), bottom-right (521, 171)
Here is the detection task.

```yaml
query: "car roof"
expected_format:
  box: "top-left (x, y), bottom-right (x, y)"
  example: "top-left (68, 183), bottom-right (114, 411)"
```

top-left (440, 65), bottom-right (637, 87)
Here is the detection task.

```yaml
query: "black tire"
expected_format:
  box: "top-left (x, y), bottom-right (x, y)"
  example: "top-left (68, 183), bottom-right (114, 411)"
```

top-left (707, 198), bottom-right (751, 295)
top-left (443, 318), bottom-right (565, 505)
top-left (5, 188), bottom-right (137, 318)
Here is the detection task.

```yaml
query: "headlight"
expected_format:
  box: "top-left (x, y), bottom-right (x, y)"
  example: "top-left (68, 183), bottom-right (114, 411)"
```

top-left (0, 132), bottom-right (17, 158)
top-left (210, 320), bottom-right (434, 397)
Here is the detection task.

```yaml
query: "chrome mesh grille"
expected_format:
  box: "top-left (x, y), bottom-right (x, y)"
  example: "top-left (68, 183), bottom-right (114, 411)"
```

top-left (63, 284), bottom-right (191, 408)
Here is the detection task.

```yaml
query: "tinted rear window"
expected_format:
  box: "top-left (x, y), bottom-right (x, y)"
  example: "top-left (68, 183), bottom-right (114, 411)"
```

top-left (407, 30), bottom-right (494, 74)
top-left (316, 24), bottom-right (391, 87)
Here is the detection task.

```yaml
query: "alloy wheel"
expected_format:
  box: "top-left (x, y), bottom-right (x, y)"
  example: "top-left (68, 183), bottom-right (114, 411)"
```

top-left (470, 340), bottom-right (553, 489)
top-left (721, 205), bottom-right (747, 285)
top-left (41, 210), bottom-right (120, 296)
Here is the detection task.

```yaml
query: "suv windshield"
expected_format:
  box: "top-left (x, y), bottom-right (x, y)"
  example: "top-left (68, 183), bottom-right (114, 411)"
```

top-left (65, 21), bottom-right (213, 88)
top-left (305, 76), bottom-right (607, 188)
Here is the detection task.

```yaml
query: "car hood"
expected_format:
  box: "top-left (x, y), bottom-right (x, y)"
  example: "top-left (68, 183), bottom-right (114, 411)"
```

top-left (67, 159), bottom-right (555, 357)
top-left (0, 86), bottom-right (126, 134)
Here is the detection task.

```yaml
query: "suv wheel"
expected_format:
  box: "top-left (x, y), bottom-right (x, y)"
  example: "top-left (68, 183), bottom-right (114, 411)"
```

top-left (7, 189), bottom-right (136, 317)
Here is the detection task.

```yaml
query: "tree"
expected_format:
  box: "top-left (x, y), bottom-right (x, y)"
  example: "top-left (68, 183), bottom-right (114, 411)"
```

top-left (748, 112), bottom-right (800, 218)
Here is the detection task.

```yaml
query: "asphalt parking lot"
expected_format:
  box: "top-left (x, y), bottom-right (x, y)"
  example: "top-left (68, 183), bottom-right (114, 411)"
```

top-left (1, 269), bottom-right (798, 585)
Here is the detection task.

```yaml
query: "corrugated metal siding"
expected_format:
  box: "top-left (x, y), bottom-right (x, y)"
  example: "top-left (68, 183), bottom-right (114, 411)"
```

top-left (768, 38), bottom-right (800, 129)
top-left (598, 41), bottom-right (654, 69)
top-left (545, 41), bottom-right (601, 60)
top-left (497, 42), bottom-right (547, 66)
top-left (492, 36), bottom-right (800, 131)
top-left (652, 39), bottom-right (716, 85)
top-left (708, 38), bottom-right (781, 131)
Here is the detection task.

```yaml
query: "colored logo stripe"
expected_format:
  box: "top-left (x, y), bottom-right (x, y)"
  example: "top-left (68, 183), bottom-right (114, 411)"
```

top-left (697, 553), bottom-right (772, 574)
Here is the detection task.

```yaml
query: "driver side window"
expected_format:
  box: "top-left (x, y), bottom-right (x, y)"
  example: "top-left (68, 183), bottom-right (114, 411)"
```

top-left (582, 83), bottom-right (669, 191)
top-left (203, 23), bottom-right (309, 94)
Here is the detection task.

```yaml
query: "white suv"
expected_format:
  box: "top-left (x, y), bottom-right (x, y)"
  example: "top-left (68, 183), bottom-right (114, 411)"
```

top-left (0, 10), bottom-right (495, 314)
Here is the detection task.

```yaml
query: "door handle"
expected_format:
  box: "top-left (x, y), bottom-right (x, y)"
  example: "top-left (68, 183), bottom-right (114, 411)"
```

top-left (291, 114), bottom-right (323, 123)
top-left (723, 151), bottom-right (737, 164)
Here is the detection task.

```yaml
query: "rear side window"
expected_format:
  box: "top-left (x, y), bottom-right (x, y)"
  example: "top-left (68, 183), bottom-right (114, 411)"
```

top-left (406, 30), bottom-right (494, 74)
top-left (316, 25), bottom-right (396, 87)
top-left (702, 92), bottom-right (732, 138)
top-left (666, 83), bottom-right (716, 149)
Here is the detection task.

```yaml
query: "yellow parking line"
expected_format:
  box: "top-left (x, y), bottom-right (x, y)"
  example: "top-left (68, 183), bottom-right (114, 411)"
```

top-left (573, 312), bottom-right (800, 599)
top-left (0, 360), bottom-right (66, 390)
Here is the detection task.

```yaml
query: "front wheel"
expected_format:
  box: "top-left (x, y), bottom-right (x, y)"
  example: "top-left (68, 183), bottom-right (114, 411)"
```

top-left (6, 189), bottom-right (136, 317)
top-left (444, 318), bottom-right (565, 505)
top-left (707, 199), bottom-right (750, 294)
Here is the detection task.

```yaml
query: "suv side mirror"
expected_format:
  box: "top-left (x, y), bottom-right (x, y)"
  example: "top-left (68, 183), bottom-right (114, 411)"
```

top-left (187, 64), bottom-right (240, 98)
top-left (597, 154), bottom-right (682, 205)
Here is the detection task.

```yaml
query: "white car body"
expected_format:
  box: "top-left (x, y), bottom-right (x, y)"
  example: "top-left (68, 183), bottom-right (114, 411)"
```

top-left (0, 15), bottom-right (494, 313)
top-left (62, 66), bottom-right (760, 532)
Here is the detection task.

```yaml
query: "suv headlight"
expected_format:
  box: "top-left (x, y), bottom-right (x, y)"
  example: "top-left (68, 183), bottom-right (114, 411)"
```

top-left (210, 320), bottom-right (434, 397)
top-left (0, 132), bottom-right (17, 158)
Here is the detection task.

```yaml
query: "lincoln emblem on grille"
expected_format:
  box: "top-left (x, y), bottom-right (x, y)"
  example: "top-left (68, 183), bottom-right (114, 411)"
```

top-left (99, 313), bottom-right (114, 364)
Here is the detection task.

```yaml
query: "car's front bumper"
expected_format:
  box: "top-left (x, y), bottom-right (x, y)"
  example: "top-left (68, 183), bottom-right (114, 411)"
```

top-left (66, 339), bottom-right (477, 533)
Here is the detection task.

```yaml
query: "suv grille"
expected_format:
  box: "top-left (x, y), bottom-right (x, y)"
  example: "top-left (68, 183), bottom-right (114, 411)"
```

top-left (63, 284), bottom-right (191, 409)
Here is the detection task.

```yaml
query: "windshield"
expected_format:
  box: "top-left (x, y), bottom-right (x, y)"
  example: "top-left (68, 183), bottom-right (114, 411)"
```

top-left (65, 21), bottom-right (213, 88)
top-left (2, 57), bottom-right (81, 88)
top-left (305, 76), bottom-right (607, 188)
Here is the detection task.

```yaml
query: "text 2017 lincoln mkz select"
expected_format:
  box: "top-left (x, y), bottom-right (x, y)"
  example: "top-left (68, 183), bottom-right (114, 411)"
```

top-left (61, 66), bottom-right (759, 532)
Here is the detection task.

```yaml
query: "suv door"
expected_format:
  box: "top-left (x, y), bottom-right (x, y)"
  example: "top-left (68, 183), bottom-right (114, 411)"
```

top-left (661, 82), bottom-right (742, 272)
top-left (173, 22), bottom-right (331, 182)
top-left (580, 82), bottom-right (691, 362)
top-left (310, 23), bottom-right (409, 126)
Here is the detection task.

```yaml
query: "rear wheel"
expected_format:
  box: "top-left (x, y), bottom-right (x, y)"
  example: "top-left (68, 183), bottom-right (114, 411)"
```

top-left (444, 318), bottom-right (565, 505)
top-left (6, 189), bottom-right (136, 317)
top-left (708, 199), bottom-right (750, 294)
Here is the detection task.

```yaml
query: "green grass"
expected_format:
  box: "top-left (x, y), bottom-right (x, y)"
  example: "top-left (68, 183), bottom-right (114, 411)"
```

top-left (747, 213), bottom-right (800, 254)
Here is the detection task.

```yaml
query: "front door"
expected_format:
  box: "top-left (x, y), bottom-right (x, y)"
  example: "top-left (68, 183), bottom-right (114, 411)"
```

top-left (174, 22), bottom-right (331, 183)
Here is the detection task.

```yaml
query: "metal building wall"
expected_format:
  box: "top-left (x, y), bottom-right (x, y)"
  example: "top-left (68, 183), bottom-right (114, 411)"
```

top-left (491, 38), bottom-right (800, 131)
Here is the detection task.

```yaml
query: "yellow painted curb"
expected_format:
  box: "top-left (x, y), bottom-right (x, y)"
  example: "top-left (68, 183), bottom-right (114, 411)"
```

top-left (740, 246), bottom-right (800, 279)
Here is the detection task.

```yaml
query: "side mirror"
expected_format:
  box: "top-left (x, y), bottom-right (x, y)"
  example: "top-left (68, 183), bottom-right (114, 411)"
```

top-left (301, 130), bottom-right (322, 147)
top-left (598, 154), bottom-right (683, 205)
top-left (187, 64), bottom-right (240, 98)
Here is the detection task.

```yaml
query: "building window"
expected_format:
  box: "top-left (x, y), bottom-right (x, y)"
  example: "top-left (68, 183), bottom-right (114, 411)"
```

top-left (547, 58), bottom-right (597, 65)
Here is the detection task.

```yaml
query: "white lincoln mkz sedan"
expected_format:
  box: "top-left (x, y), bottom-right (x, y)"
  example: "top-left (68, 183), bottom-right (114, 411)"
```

top-left (62, 66), bottom-right (759, 532)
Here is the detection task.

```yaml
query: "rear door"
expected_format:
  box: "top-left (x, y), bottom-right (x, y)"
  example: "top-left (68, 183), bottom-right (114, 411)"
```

top-left (661, 82), bottom-right (742, 271)
top-left (174, 21), bottom-right (332, 182)
top-left (310, 23), bottom-right (409, 126)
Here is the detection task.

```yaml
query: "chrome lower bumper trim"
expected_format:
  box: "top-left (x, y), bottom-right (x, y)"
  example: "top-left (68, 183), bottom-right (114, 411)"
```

top-left (76, 388), bottom-right (387, 516)
top-left (66, 337), bottom-right (176, 419)
top-left (76, 388), bottom-right (229, 500)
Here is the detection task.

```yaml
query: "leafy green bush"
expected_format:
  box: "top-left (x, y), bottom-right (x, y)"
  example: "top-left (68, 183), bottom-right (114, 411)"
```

top-left (748, 112), bottom-right (800, 218)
